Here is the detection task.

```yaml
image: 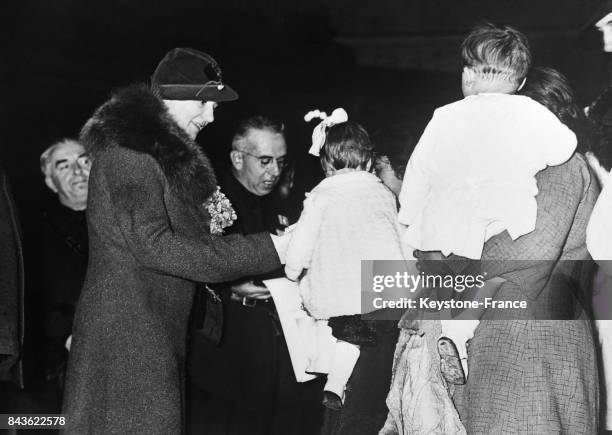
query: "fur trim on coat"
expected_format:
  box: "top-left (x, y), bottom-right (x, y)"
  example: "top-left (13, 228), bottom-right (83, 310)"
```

top-left (80, 84), bottom-right (217, 207)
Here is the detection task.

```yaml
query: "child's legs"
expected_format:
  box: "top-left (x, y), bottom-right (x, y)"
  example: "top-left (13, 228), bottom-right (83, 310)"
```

top-left (324, 341), bottom-right (360, 398)
top-left (302, 319), bottom-right (337, 373)
top-left (320, 320), bottom-right (399, 435)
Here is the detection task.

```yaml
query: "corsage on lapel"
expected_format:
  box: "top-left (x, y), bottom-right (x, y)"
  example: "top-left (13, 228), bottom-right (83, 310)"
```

top-left (205, 186), bottom-right (237, 235)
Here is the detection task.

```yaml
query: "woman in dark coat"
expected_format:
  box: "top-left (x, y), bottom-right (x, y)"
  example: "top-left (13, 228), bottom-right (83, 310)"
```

top-left (62, 48), bottom-right (282, 434)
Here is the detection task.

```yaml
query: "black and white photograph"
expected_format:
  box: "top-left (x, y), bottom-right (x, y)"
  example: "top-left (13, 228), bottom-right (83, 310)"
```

top-left (1, 0), bottom-right (612, 433)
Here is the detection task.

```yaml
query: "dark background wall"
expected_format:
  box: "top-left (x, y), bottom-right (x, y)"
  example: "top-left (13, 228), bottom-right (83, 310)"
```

top-left (1, 0), bottom-right (608, 304)
top-left (2, 1), bottom-right (607, 190)
top-left (331, 0), bottom-right (600, 75)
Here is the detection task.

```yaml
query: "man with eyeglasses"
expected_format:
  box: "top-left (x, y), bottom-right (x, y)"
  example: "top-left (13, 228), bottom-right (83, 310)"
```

top-left (38, 138), bottom-right (90, 388)
top-left (230, 121), bottom-right (288, 197)
top-left (188, 116), bottom-right (324, 435)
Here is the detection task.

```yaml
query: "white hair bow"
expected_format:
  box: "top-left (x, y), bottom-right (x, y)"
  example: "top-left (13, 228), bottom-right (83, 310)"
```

top-left (303, 108), bottom-right (348, 156)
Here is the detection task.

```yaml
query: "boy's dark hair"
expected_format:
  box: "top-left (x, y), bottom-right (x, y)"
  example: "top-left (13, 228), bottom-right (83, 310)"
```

top-left (321, 121), bottom-right (373, 171)
top-left (520, 66), bottom-right (591, 156)
top-left (461, 22), bottom-right (532, 83)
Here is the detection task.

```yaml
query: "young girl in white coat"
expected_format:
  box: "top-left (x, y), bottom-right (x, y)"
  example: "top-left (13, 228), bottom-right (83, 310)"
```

top-left (285, 109), bottom-right (409, 410)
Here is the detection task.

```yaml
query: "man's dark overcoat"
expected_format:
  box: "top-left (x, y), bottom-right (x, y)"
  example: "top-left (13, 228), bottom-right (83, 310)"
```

top-left (62, 85), bottom-right (280, 434)
top-left (0, 166), bottom-right (24, 387)
top-left (41, 201), bottom-right (87, 379)
top-left (188, 171), bottom-right (324, 435)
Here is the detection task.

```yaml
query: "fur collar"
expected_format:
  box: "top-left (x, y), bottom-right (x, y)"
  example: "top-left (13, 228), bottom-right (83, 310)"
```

top-left (80, 84), bottom-right (217, 207)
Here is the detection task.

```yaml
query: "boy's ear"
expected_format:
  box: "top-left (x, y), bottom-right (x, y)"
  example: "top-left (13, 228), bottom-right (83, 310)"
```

top-left (463, 66), bottom-right (475, 85)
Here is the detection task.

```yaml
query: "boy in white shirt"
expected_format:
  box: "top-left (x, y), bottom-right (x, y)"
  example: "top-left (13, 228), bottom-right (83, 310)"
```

top-left (399, 23), bottom-right (576, 260)
top-left (398, 23), bottom-right (577, 379)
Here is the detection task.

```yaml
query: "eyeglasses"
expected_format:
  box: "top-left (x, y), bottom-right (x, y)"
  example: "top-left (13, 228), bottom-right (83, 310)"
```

top-left (240, 151), bottom-right (288, 170)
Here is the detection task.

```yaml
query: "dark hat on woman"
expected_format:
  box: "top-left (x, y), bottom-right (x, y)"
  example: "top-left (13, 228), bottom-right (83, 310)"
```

top-left (590, 0), bottom-right (612, 25)
top-left (151, 48), bottom-right (238, 102)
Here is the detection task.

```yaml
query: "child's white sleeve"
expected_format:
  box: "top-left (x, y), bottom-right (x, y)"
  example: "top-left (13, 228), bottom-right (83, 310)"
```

top-left (532, 103), bottom-right (577, 165)
top-left (397, 114), bottom-right (437, 226)
top-left (285, 192), bottom-right (326, 280)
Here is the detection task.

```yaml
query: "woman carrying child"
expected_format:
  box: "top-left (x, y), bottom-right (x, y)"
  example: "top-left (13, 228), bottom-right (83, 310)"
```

top-left (399, 24), bottom-right (599, 433)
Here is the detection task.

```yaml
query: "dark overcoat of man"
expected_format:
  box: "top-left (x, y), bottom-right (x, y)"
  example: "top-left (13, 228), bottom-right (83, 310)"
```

top-left (0, 165), bottom-right (24, 387)
top-left (188, 116), bottom-right (324, 435)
